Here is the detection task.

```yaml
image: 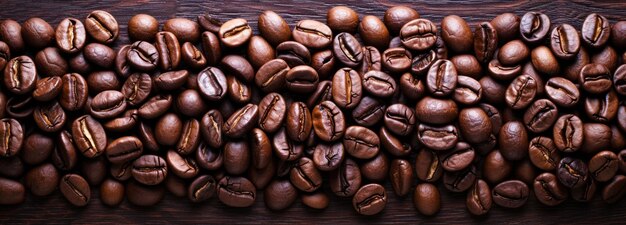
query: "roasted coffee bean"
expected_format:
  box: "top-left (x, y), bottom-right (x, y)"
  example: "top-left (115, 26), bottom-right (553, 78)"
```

top-left (533, 173), bottom-right (568, 206)
top-left (223, 104), bottom-right (258, 138)
top-left (286, 102), bottom-right (312, 142)
top-left (359, 15), bottom-right (390, 50)
top-left (588, 150), bottom-right (618, 182)
top-left (360, 153), bottom-right (389, 182)
top-left (545, 77), bottom-right (579, 107)
top-left (614, 65), bottom-right (626, 95)
top-left (441, 15), bottom-right (473, 53)
top-left (487, 58), bottom-right (522, 81)
top-left (584, 90), bottom-right (618, 123)
top-left (0, 118), bottom-right (22, 157)
top-left (413, 183), bottom-right (440, 216)
top-left (441, 142), bottom-right (475, 172)
top-left (415, 149), bottom-right (443, 182)
top-left (286, 65), bottom-right (319, 94)
top-left (399, 72), bottom-right (425, 100)
top-left (0, 20), bottom-right (24, 53)
top-left (359, 46), bottom-right (382, 75)
top-left (333, 32), bottom-right (362, 67)
top-left (90, 90), bottom-right (126, 119)
top-left (458, 107), bottom-right (493, 144)
top-left (166, 150), bottom-right (199, 179)
top-left (379, 127), bottom-right (412, 157)
top-left (557, 157), bottom-right (589, 189)
top-left (352, 183), bottom-right (387, 216)
top-left (343, 126), bottom-right (380, 159)
top-left (329, 158), bottom-right (362, 197)
top-left (505, 74), bottom-right (536, 109)
top-left (86, 71), bottom-right (120, 94)
top-left (312, 100), bottom-right (345, 142)
top-left (249, 128), bottom-right (272, 169)
top-left (292, 19), bottom-right (332, 49)
top-left (195, 141), bottom-right (223, 171)
top-left (155, 31), bottom-right (181, 71)
top-left (580, 123), bottom-right (612, 155)
top-left (258, 11), bottom-right (291, 46)
top-left (327, 6), bottom-right (359, 33)
top-left (25, 163), bottom-right (59, 196)
top-left (264, 179), bottom-right (298, 211)
top-left (332, 68), bottom-right (362, 109)
top-left (247, 36), bottom-right (275, 69)
top-left (0, 177), bottom-right (24, 205)
top-left (399, 19), bottom-right (436, 51)
top-left (132, 155), bottom-right (167, 185)
top-left (550, 24), bottom-right (580, 60)
top-left (100, 179), bottom-right (124, 206)
top-left (197, 66), bottom-right (228, 100)
top-left (127, 41), bottom-right (158, 72)
top-left (6, 95), bottom-right (34, 118)
top-left (138, 94), bottom-right (172, 119)
top-left (34, 47), bottom-right (67, 77)
top-left (581, 13), bottom-right (610, 48)
top-left (219, 18), bottom-right (252, 48)
top-left (290, 157), bottom-right (322, 192)
top-left (474, 22), bottom-right (498, 64)
top-left (4, 56), bottom-right (36, 95)
top-left (217, 176), bottom-right (256, 207)
top-left (384, 103), bottom-right (415, 136)
top-left (499, 40), bottom-right (529, 66)
top-left (276, 41), bottom-right (310, 68)
top-left (553, 114), bottom-right (583, 153)
top-left (352, 96), bottom-right (385, 127)
top-left (580, 63), bottom-right (612, 94)
top-left (498, 121), bottom-right (528, 161)
top-left (221, 55), bottom-right (254, 83)
top-left (520, 12), bottom-right (550, 44)
top-left (56, 18), bottom-right (86, 53)
top-left (528, 137), bottom-right (560, 171)
top-left (226, 75), bottom-right (251, 104)
top-left (59, 174), bottom-right (90, 207)
top-left (273, 127), bottom-right (304, 161)
top-left (85, 10), bottom-right (118, 44)
top-left (52, 131), bottom-right (78, 171)
top-left (389, 159), bottom-right (413, 197)
top-left (162, 18), bottom-right (200, 43)
top-left (127, 14), bottom-right (158, 42)
top-left (21, 132), bottom-right (53, 166)
top-left (382, 47), bottom-right (412, 73)
top-left (418, 124), bottom-right (458, 151)
top-left (121, 73), bottom-right (151, 106)
top-left (492, 180), bottom-right (529, 208)
top-left (426, 59), bottom-right (457, 97)
top-left (81, 157), bottom-right (106, 186)
top-left (181, 42), bottom-right (207, 70)
top-left (71, 115), bottom-right (106, 158)
top-left (529, 46), bottom-right (560, 76)
top-left (454, 75), bottom-right (482, 105)
top-left (154, 113), bottom-right (182, 147)
top-left (523, 99), bottom-right (558, 133)
top-left (33, 76), bottom-right (61, 102)
top-left (254, 59), bottom-right (291, 92)
top-left (483, 149), bottom-right (512, 184)
top-left (201, 31), bottom-right (221, 66)
top-left (444, 165), bottom-right (477, 192)
top-left (603, 175), bottom-right (626, 204)
top-left (83, 43), bottom-right (115, 69)
top-left (312, 142), bottom-right (345, 171)
top-left (466, 179), bottom-right (492, 216)
top-left (176, 89), bottom-right (207, 117)
top-left (187, 175), bottom-right (216, 203)
top-left (106, 136), bottom-right (143, 164)
top-left (257, 93), bottom-right (286, 134)
top-left (21, 17), bottom-right (54, 49)
top-left (415, 96), bottom-right (458, 125)
top-left (0, 41), bottom-right (9, 70)
top-left (311, 50), bottom-right (335, 80)
top-left (33, 101), bottom-right (66, 133)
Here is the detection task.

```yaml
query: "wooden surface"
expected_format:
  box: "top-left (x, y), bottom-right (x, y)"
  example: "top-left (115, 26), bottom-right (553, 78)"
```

top-left (1, 0), bottom-right (626, 224)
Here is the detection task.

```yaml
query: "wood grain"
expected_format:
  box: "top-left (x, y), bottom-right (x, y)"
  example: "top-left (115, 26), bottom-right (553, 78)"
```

top-left (1, 0), bottom-right (626, 224)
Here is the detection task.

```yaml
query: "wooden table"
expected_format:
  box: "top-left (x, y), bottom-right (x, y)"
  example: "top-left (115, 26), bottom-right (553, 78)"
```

top-left (1, 0), bottom-right (626, 223)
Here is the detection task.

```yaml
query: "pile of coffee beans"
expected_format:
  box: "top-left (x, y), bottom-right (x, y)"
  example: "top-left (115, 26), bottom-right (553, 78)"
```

top-left (1, 5), bottom-right (626, 216)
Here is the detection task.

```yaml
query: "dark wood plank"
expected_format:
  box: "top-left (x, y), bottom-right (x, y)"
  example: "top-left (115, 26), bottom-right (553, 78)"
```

top-left (1, 0), bottom-right (626, 223)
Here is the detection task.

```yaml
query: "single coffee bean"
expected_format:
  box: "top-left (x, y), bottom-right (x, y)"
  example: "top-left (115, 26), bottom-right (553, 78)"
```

top-left (382, 47), bottom-right (412, 73)
top-left (291, 19), bottom-right (331, 48)
top-left (550, 24), bottom-right (580, 60)
top-left (201, 31), bottom-right (221, 65)
top-left (187, 175), bottom-right (216, 203)
top-left (441, 15), bottom-right (473, 53)
top-left (273, 127), bottom-right (304, 161)
top-left (264, 179), bottom-right (298, 211)
top-left (257, 93), bottom-right (286, 134)
top-left (154, 70), bottom-right (188, 91)
top-left (614, 65), bottom-right (626, 95)
top-left (399, 72), bottom-right (425, 100)
top-left (176, 89), bottom-right (207, 118)
top-left (166, 150), bottom-right (199, 179)
top-left (466, 179), bottom-right (492, 216)
top-left (127, 14), bottom-right (158, 41)
top-left (333, 32), bottom-right (362, 67)
top-left (352, 96), bottom-right (385, 127)
top-left (426, 59), bottom-right (457, 97)
top-left (505, 74), bottom-right (537, 109)
top-left (83, 44), bottom-right (117, 70)
top-left (90, 90), bottom-right (126, 119)
top-left (0, 177), bottom-right (25, 205)
top-left (69, 52), bottom-right (93, 76)
top-left (499, 40), bottom-right (529, 66)
top-left (312, 142), bottom-right (345, 171)
top-left (580, 63), bottom-right (612, 94)
top-left (418, 124), bottom-right (459, 151)
top-left (329, 158), bottom-right (361, 197)
top-left (359, 15), bottom-right (390, 50)
top-left (276, 41), bottom-right (310, 68)
top-left (458, 107), bottom-right (493, 144)
top-left (4, 56), bottom-right (36, 95)
top-left (602, 175), bottom-right (626, 204)
top-left (581, 13), bottom-right (610, 48)
top-left (247, 36), bottom-right (275, 69)
top-left (415, 96), bottom-right (458, 125)
top-left (59, 174), bottom-right (90, 207)
top-left (359, 46), bottom-right (382, 75)
top-left (443, 166), bottom-right (477, 192)
top-left (530, 46), bottom-right (560, 76)
top-left (286, 102), bottom-right (312, 142)
top-left (400, 19), bottom-right (436, 51)
top-left (33, 101), bottom-right (66, 133)
top-left (553, 114), bottom-right (583, 153)
top-left (413, 183), bottom-right (440, 216)
top-left (384, 103), bottom-right (415, 136)
top-left (217, 176), bottom-right (256, 207)
top-left (21, 17), bottom-right (54, 49)
top-left (584, 90), bottom-right (618, 123)
top-left (327, 6), bottom-right (359, 33)
top-left (580, 123), bottom-right (612, 155)
top-left (589, 150), bottom-right (618, 182)
top-left (389, 159), bottom-right (413, 197)
top-left (290, 157), bottom-right (322, 192)
top-left (34, 47), bottom-right (68, 77)
top-left (84, 10), bottom-right (118, 44)
top-left (86, 71), bottom-right (120, 94)
top-left (379, 127), bottom-right (412, 157)
top-left (523, 99), bottom-right (558, 133)
top-left (332, 68), bottom-right (362, 109)
top-left (223, 104), bottom-right (258, 138)
top-left (487, 58), bottom-right (522, 81)
top-left (106, 136), bottom-right (143, 164)
top-left (25, 163), bottom-right (59, 196)
top-left (55, 18), bottom-right (86, 53)
top-left (181, 42), bottom-right (207, 70)
top-left (415, 149), bottom-right (442, 182)
top-left (258, 11), bottom-right (291, 46)
top-left (520, 12), bottom-right (550, 44)
top-left (312, 100), bottom-right (345, 142)
top-left (571, 179), bottom-right (597, 202)
top-left (360, 153), bottom-right (389, 182)
top-left (311, 50), bottom-right (336, 80)
top-left (138, 94), bottom-right (172, 120)
top-left (483, 149), bottom-right (512, 184)
top-left (250, 128), bottom-right (272, 169)
top-left (19, 132), bottom-right (52, 165)
top-left (441, 142), bottom-right (475, 172)
top-left (155, 31), bottom-right (181, 71)
top-left (5, 95), bottom-right (33, 118)
top-left (100, 179), bottom-right (124, 206)
top-left (286, 65), bottom-right (319, 94)
top-left (474, 22), bottom-right (498, 63)
top-left (219, 18), bottom-right (252, 48)
top-left (127, 41), bottom-right (158, 72)
top-left (352, 183), bottom-right (387, 216)
top-left (121, 73), bottom-right (152, 106)
top-left (450, 54), bottom-right (482, 80)
top-left (132, 155), bottom-right (167, 185)
top-left (557, 157), bottom-right (589, 189)
top-left (221, 55), bottom-right (254, 83)
top-left (384, 6), bottom-right (419, 35)
top-left (0, 41), bottom-right (9, 70)
top-left (154, 113), bottom-right (182, 147)
top-left (343, 126), bottom-right (380, 159)
top-left (533, 173), bottom-right (568, 206)
top-left (195, 141), bottom-right (223, 171)
top-left (71, 115), bottom-right (106, 158)
top-left (545, 77), bottom-right (579, 107)
top-left (163, 18), bottom-right (200, 43)
top-left (197, 67), bottom-right (228, 101)
top-left (528, 137), bottom-right (560, 171)
top-left (0, 118), bottom-right (22, 157)
top-left (498, 121), bottom-right (529, 161)
top-left (0, 20), bottom-right (24, 53)
top-left (492, 180), bottom-right (529, 208)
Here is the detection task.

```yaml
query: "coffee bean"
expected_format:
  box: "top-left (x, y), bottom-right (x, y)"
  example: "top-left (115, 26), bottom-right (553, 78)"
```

top-left (382, 47), bottom-right (412, 73)
top-left (466, 179), bottom-right (492, 216)
top-left (580, 123), bottom-right (612, 155)
top-left (389, 159), bottom-right (413, 197)
top-left (176, 89), bottom-right (208, 118)
top-left (589, 150), bottom-right (618, 182)
top-left (584, 90), bottom-right (618, 123)
top-left (415, 96), bottom-right (458, 125)
top-left (273, 127), bottom-right (304, 161)
top-left (311, 100), bottom-right (345, 142)
top-left (219, 18), bottom-right (252, 48)
top-left (360, 153), bottom-right (389, 182)
top-left (311, 50), bottom-right (336, 80)
top-left (59, 174), bottom-right (91, 207)
top-left (400, 19), bottom-right (436, 51)
top-left (90, 90), bottom-right (126, 119)
top-left (0, 177), bottom-right (25, 205)
top-left (332, 68), bottom-right (362, 109)
top-left (505, 74), bottom-right (537, 109)
top-left (384, 103), bottom-right (415, 136)
top-left (603, 175), bottom-right (626, 204)
top-left (550, 24), bottom-right (580, 60)
top-left (359, 46), bottom-right (382, 75)
top-left (138, 94), bottom-right (172, 119)
top-left (330, 158), bottom-right (361, 197)
top-left (523, 99), bottom-right (558, 133)
top-left (533, 173), bottom-right (568, 206)
top-left (483, 150), bottom-right (512, 184)
top-left (418, 124), bottom-right (459, 151)
top-left (286, 65), bottom-right (319, 94)
top-left (352, 183), bottom-right (387, 216)
top-left (34, 47), bottom-right (67, 77)
top-left (132, 155), bottom-right (167, 185)
top-left (181, 42), bottom-right (207, 70)
top-left (258, 11), bottom-right (291, 46)
top-left (343, 126), bottom-right (380, 159)
top-left (474, 22), bottom-right (498, 64)
top-left (257, 93), bottom-right (286, 134)
top-left (492, 180), bottom-right (529, 208)
top-left (520, 12), bottom-right (550, 44)
top-left (581, 13), bottom-right (610, 48)
top-left (55, 18), bottom-right (86, 53)
top-left (106, 136), bottom-right (143, 164)
top-left (557, 157), bottom-right (589, 189)
top-left (221, 55), bottom-right (254, 83)
top-left (223, 104), bottom-right (258, 138)
top-left (312, 142), bottom-right (345, 172)
top-left (333, 32), bottom-right (362, 67)
top-left (4, 56), bottom-right (36, 95)
top-left (25, 163), bottom-right (59, 196)
top-left (201, 31), bottom-right (221, 65)
top-left (21, 17), bottom-right (54, 49)
top-left (85, 10), bottom-right (119, 44)
top-left (127, 14), bottom-right (158, 42)
top-left (100, 179), bottom-right (124, 206)
top-left (441, 15), bottom-right (473, 53)
top-left (458, 107), bottom-right (493, 144)
top-left (163, 18), bottom-right (200, 43)
top-left (528, 137), bottom-right (560, 171)
top-left (155, 113), bottom-right (182, 146)
top-left (71, 115), bottom-right (106, 158)
top-left (264, 179), bottom-right (298, 211)
top-left (580, 63), bottom-right (612, 94)
top-left (155, 31), bottom-right (181, 71)
top-left (413, 183), bottom-right (440, 216)
top-left (415, 149), bottom-right (442, 182)
top-left (0, 41), bottom-right (10, 70)
top-left (426, 59), bottom-right (457, 97)
top-left (444, 165), bottom-right (477, 192)
top-left (290, 157), bottom-right (322, 192)
top-left (359, 15), bottom-right (390, 50)
top-left (217, 176), bottom-right (256, 207)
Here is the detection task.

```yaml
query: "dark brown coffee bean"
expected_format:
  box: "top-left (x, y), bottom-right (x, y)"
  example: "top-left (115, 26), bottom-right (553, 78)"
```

top-left (487, 58), bottom-right (522, 81)
top-left (352, 183), bottom-right (387, 216)
top-left (326, 6), bottom-right (359, 33)
top-left (533, 173), bottom-right (568, 206)
top-left (126, 180), bottom-right (164, 206)
top-left (0, 177), bottom-right (25, 205)
top-left (466, 179), bottom-right (492, 216)
top-left (584, 90), bottom-right (618, 123)
top-left (201, 31), bottom-right (221, 65)
top-left (398, 73), bottom-right (424, 100)
top-left (603, 175), bottom-right (626, 204)
top-left (154, 70), bottom-right (188, 91)
top-left (258, 11), bottom-right (291, 46)
top-left (195, 142), bottom-right (223, 171)
top-left (310, 50), bottom-right (335, 80)
top-left (580, 123), bottom-right (612, 155)
top-left (285, 65), bottom-right (319, 94)
top-left (0, 118), bottom-right (22, 158)
top-left (121, 73), bottom-right (151, 106)
top-left (166, 150), bottom-right (199, 179)
top-left (418, 124), bottom-right (459, 151)
top-left (311, 100), bottom-right (345, 142)
top-left (441, 142), bottom-right (475, 172)
top-left (19, 132), bottom-right (52, 165)
top-left (444, 165), bottom-right (477, 192)
top-left (85, 10), bottom-right (118, 44)
top-left (426, 59), bottom-right (457, 97)
top-left (263, 179), bottom-right (297, 211)
top-left (550, 24), bottom-right (580, 60)
top-left (415, 149), bottom-right (442, 182)
top-left (0, 20), bottom-right (24, 53)
top-left (329, 158), bottom-right (361, 197)
top-left (523, 99), bottom-right (558, 133)
top-left (198, 67), bottom-right (227, 101)
top-left (187, 175), bottom-right (216, 203)
top-left (588, 150), bottom-right (618, 182)
top-left (219, 18), bottom-right (252, 48)
top-left (384, 103), bottom-right (415, 136)
top-left (530, 46), bottom-right (559, 76)
top-left (223, 104), bottom-right (258, 138)
top-left (383, 6), bottom-right (419, 35)
top-left (343, 126), bottom-right (379, 159)
top-left (86, 71), bottom-right (120, 94)
top-left (293, 19), bottom-right (332, 49)
top-left (250, 128), bottom-right (272, 169)
top-left (163, 18), bottom-right (200, 43)
top-left (257, 93), bottom-right (286, 134)
top-left (90, 90), bottom-right (126, 119)
top-left (505, 74), bottom-right (537, 109)
top-left (4, 56), bottom-right (36, 95)
top-left (33, 101), bottom-right (66, 133)
top-left (520, 12), bottom-right (550, 44)
top-left (492, 180), bottom-right (529, 208)
top-left (106, 136), bottom-right (143, 164)
top-left (499, 40), bottom-right (529, 66)
top-left (138, 94), bottom-right (172, 120)
top-left (276, 41), bottom-right (310, 68)
top-left (127, 14), bottom-right (158, 42)
top-left (360, 153), bottom-right (389, 182)
top-left (332, 68), bottom-right (362, 109)
top-left (545, 77), bottom-right (579, 107)
top-left (83, 43), bottom-right (115, 69)
top-left (415, 96), bottom-right (458, 125)
top-left (154, 113), bottom-right (182, 147)
top-left (333, 32), bottom-right (362, 67)
top-left (382, 47), bottom-right (412, 73)
top-left (5, 95), bottom-right (33, 118)
top-left (100, 179), bottom-right (124, 206)
top-left (217, 176), bottom-right (256, 207)
top-left (580, 63), bottom-right (612, 94)
top-left (413, 183), bottom-right (440, 216)
top-left (81, 156), bottom-right (107, 185)
top-left (553, 114), bottom-right (583, 153)
top-left (34, 47), bottom-right (67, 77)
top-left (458, 107), bottom-right (493, 144)
top-left (359, 15), bottom-right (390, 50)
top-left (379, 127), bottom-right (411, 157)
top-left (351, 96), bottom-right (385, 127)
top-left (474, 22), bottom-right (498, 64)
top-left (25, 163), bottom-right (59, 196)
top-left (127, 41), bottom-right (158, 72)
top-left (247, 36), bottom-right (274, 69)
top-left (132, 155), bottom-right (167, 185)
top-left (71, 115), bottom-right (106, 158)
top-left (59, 174), bottom-right (90, 207)
top-left (21, 17), bottom-right (54, 49)
top-left (155, 31), bottom-right (181, 71)
top-left (614, 65), bottom-right (626, 95)
top-left (221, 55), bottom-right (254, 83)
top-left (286, 102), bottom-right (312, 142)
top-left (176, 89), bottom-right (207, 118)
top-left (441, 15), bottom-right (473, 53)
top-left (272, 127), bottom-right (304, 162)
top-left (290, 157), bottom-right (322, 192)
top-left (482, 149), bottom-right (512, 184)
top-left (359, 46), bottom-right (382, 75)
top-left (181, 42), bottom-right (207, 70)
top-left (528, 137), bottom-right (560, 171)
top-left (400, 19), bottom-right (436, 51)
top-left (389, 159), bottom-right (413, 197)
top-left (0, 41), bottom-right (10, 70)
top-left (498, 121), bottom-right (528, 161)
top-left (581, 13), bottom-right (610, 48)
top-left (55, 18), bottom-right (86, 53)
top-left (312, 142), bottom-right (345, 171)
top-left (558, 157), bottom-right (589, 189)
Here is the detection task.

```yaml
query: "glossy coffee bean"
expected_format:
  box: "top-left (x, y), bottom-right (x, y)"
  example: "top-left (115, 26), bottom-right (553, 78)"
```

top-left (441, 15), bottom-right (473, 53)
top-left (580, 63), bottom-right (612, 94)
top-left (264, 179), bottom-right (297, 211)
top-left (55, 18), bottom-right (86, 53)
top-left (584, 90), bottom-right (618, 123)
top-left (581, 13), bottom-right (610, 48)
top-left (163, 18), bottom-right (200, 43)
top-left (474, 22), bottom-right (498, 63)
top-left (466, 179), bottom-right (492, 216)
top-left (86, 71), bottom-right (120, 94)
top-left (492, 180), bottom-right (529, 208)
top-left (273, 127), bottom-right (304, 161)
top-left (0, 20), bottom-right (24, 53)
top-left (415, 96), bottom-right (458, 125)
top-left (106, 136), bottom-right (143, 164)
top-left (426, 59), bottom-right (457, 97)
top-left (257, 93), bottom-right (286, 134)
top-left (20, 17), bottom-right (53, 49)
top-left (90, 90), bottom-right (126, 119)
top-left (400, 19), bottom-right (436, 51)
top-left (444, 166), bottom-right (477, 192)
top-left (311, 50), bottom-right (336, 80)
top-left (127, 41), bottom-right (158, 72)
top-left (4, 56), bottom-right (36, 95)
top-left (550, 24), bottom-right (580, 60)
top-left (34, 47), bottom-right (67, 77)
top-left (197, 67), bottom-right (227, 101)
top-left (545, 77), bottom-right (579, 107)
top-left (520, 12), bottom-right (550, 44)
top-left (201, 31), bottom-right (221, 65)
top-left (71, 115), bottom-right (106, 158)
top-left (458, 107), bottom-right (493, 144)
top-left (121, 73), bottom-right (151, 106)
top-left (360, 153), bottom-right (389, 182)
top-left (523, 99), bottom-right (558, 133)
top-left (332, 68), bottom-right (362, 109)
top-left (290, 157), bottom-right (322, 192)
top-left (359, 46), bottom-right (382, 75)
top-left (100, 179), bottom-right (124, 206)
top-left (312, 142), bottom-right (345, 171)
top-left (181, 42), bottom-right (207, 70)
top-left (59, 174), bottom-right (90, 206)
top-left (589, 150), bottom-right (618, 182)
top-left (219, 18), bottom-right (252, 48)
top-left (223, 104), bottom-right (258, 138)
top-left (84, 44), bottom-right (116, 68)
top-left (557, 157), bottom-right (589, 189)
top-left (293, 19), bottom-right (332, 49)
top-left (352, 183), bottom-right (387, 216)
top-left (343, 126), bottom-right (380, 159)
top-left (603, 175), bottom-right (626, 204)
top-left (382, 47), bottom-right (412, 73)
top-left (329, 158), bottom-right (361, 197)
top-left (286, 65), bottom-right (319, 94)
top-left (352, 96), bottom-right (385, 127)
top-left (483, 150), bottom-right (512, 184)
top-left (553, 114), bottom-right (583, 153)
top-left (333, 32), bottom-right (362, 67)
top-left (276, 41), bottom-right (310, 68)
top-left (166, 150), bottom-right (199, 179)
top-left (132, 155), bottom-right (167, 185)
top-left (217, 176), bottom-right (256, 207)
top-left (418, 124), bottom-right (459, 151)
top-left (20, 132), bottom-right (53, 165)
top-left (580, 123), bottom-right (612, 155)
top-left (528, 137), bottom-right (560, 171)
top-left (384, 103), bottom-right (415, 136)
top-left (359, 15), bottom-right (389, 50)
top-left (258, 11), bottom-right (291, 46)
top-left (505, 74), bottom-right (537, 109)
top-left (155, 31), bottom-right (181, 71)
top-left (533, 173), bottom-right (568, 206)
top-left (85, 10), bottom-right (118, 44)
top-left (25, 163), bottom-right (59, 196)
top-left (531, 46), bottom-right (560, 75)
top-left (312, 100), bottom-right (345, 142)
top-left (384, 6), bottom-right (419, 35)
top-left (414, 149), bottom-right (442, 182)
top-left (498, 121), bottom-right (528, 161)
top-left (32, 101), bottom-right (65, 133)
top-left (413, 183), bottom-right (440, 216)
top-left (0, 41), bottom-right (9, 70)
